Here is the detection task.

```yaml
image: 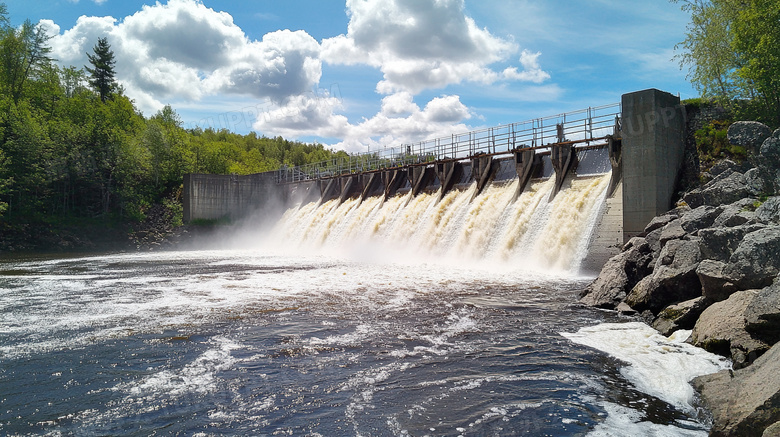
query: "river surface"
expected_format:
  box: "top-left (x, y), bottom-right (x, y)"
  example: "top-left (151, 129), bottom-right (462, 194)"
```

top-left (1, 250), bottom-right (728, 436)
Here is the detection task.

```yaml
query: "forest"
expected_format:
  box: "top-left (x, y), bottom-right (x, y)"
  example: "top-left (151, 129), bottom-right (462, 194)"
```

top-left (0, 4), bottom-right (346, 245)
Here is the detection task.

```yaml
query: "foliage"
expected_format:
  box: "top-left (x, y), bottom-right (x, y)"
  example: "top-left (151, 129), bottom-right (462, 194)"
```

top-left (694, 120), bottom-right (747, 165)
top-left (673, 0), bottom-right (780, 126)
top-left (0, 3), bottom-right (348, 234)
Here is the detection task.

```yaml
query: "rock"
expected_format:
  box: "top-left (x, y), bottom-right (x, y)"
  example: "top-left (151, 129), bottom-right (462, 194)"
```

top-left (698, 224), bottom-right (766, 262)
top-left (760, 136), bottom-right (780, 166)
top-left (652, 296), bottom-right (710, 336)
top-left (756, 196), bottom-right (780, 224)
top-left (580, 238), bottom-right (654, 309)
top-left (764, 422), bottom-right (780, 437)
top-left (692, 341), bottom-right (780, 436)
top-left (680, 205), bottom-right (724, 234)
top-left (658, 219), bottom-right (686, 247)
top-left (713, 198), bottom-right (758, 227)
top-left (625, 239), bottom-right (702, 314)
top-left (616, 302), bottom-right (637, 315)
top-left (696, 259), bottom-right (739, 302)
top-left (724, 226), bottom-right (780, 290)
top-left (644, 227), bottom-right (664, 258)
top-left (683, 171), bottom-right (750, 208)
top-left (746, 167), bottom-right (770, 196)
top-left (710, 159), bottom-right (738, 176)
top-left (690, 289), bottom-right (768, 368)
top-left (775, 128), bottom-right (780, 139)
top-left (728, 120), bottom-right (772, 154)
top-left (744, 281), bottom-right (780, 345)
top-left (644, 209), bottom-right (684, 234)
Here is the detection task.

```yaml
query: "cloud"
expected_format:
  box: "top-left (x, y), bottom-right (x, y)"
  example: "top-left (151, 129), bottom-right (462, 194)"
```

top-left (43, 0), bottom-right (322, 112)
top-left (254, 92), bottom-right (473, 153)
top-left (321, 0), bottom-right (549, 94)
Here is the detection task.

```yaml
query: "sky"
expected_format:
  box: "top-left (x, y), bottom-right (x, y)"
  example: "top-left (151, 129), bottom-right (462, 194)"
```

top-left (6, 0), bottom-right (697, 153)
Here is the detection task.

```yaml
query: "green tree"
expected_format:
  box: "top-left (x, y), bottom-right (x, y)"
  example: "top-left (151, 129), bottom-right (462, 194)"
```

top-left (85, 37), bottom-right (116, 102)
top-left (673, 0), bottom-right (780, 124)
top-left (0, 13), bottom-right (54, 103)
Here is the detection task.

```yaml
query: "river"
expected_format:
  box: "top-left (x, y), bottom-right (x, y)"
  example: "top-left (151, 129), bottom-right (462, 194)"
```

top-left (0, 175), bottom-right (729, 436)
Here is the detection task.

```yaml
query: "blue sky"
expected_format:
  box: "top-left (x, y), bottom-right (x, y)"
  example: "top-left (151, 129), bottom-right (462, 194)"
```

top-left (7, 0), bottom-right (697, 153)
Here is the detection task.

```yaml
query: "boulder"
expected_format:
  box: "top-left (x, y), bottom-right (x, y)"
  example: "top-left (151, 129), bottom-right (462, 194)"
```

top-left (713, 198), bottom-right (758, 227)
top-left (652, 296), bottom-right (710, 336)
top-left (744, 281), bottom-right (780, 345)
top-left (724, 226), bottom-right (780, 290)
top-left (692, 341), bottom-right (780, 436)
top-left (710, 159), bottom-right (738, 176)
top-left (681, 205), bottom-right (725, 234)
top-left (760, 136), bottom-right (780, 167)
top-left (644, 227), bottom-right (664, 258)
top-left (659, 219), bottom-right (686, 247)
top-left (697, 259), bottom-right (739, 302)
top-left (683, 171), bottom-right (750, 208)
top-left (746, 167), bottom-right (770, 196)
top-left (579, 238), bottom-right (654, 309)
top-left (644, 208), bottom-right (684, 234)
top-left (698, 223), bottom-right (766, 262)
top-left (625, 239), bottom-right (702, 313)
top-left (756, 196), bottom-right (780, 224)
top-left (728, 120), bottom-right (772, 154)
top-left (764, 422), bottom-right (780, 437)
top-left (690, 289), bottom-right (768, 368)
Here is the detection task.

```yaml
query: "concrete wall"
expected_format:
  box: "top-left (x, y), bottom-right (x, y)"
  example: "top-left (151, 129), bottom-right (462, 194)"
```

top-left (621, 89), bottom-right (685, 241)
top-left (183, 173), bottom-right (283, 223)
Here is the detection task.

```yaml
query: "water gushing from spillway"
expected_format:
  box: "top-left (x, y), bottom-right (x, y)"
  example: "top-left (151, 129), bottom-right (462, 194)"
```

top-left (272, 173), bottom-right (611, 275)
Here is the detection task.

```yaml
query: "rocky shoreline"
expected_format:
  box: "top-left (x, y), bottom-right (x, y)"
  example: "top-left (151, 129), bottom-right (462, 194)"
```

top-left (580, 120), bottom-right (780, 436)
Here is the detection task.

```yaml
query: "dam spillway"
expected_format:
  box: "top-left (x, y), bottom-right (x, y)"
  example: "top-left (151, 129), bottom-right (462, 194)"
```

top-left (274, 174), bottom-right (611, 274)
top-left (183, 89), bottom-right (687, 274)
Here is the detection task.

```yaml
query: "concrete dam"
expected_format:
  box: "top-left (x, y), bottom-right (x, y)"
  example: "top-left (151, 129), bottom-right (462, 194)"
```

top-left (183, 89), bottom-right (687, 274)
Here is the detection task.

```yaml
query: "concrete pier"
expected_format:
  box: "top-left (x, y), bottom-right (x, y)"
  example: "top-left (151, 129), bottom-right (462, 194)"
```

top-left (621, 89), bottom-right (685, 241)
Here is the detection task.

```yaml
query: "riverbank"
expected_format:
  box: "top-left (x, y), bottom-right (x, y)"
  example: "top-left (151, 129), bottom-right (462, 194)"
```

top-left (0, 203), bottom-right (220, 255)
top-left (580, 120), bottom-right (780, 436)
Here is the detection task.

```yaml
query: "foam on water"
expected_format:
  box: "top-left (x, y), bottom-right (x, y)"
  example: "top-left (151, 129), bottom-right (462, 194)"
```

top-left (562, 322), bottom-right (731, 418)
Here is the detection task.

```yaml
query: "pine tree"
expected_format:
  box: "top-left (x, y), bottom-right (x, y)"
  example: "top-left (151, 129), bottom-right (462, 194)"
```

top-left (85, 37), bottom-right (116, 102)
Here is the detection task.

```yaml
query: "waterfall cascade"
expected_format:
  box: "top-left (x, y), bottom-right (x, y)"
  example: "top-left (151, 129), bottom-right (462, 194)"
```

top-left (273, 173), bottom-right (611, 275)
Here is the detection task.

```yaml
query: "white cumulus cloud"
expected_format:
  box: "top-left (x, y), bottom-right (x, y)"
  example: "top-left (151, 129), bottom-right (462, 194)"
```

top-left (321, 0), bottom-right (549, 94)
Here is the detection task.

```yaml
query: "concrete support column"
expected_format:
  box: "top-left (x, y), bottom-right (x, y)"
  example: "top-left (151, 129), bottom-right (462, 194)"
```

top-left (550, 144), bottom-right (577, 200)
top-left (471, 154), bottom-right (496, 197)
top-left (435, 161), bottom-right (464, 201)
top-left (512, 149), bottom-right (540, 202)
top-left (621, 88), bottom-right (685, 241)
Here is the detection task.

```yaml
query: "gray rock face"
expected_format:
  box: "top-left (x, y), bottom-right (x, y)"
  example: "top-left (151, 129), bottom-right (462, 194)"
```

top-left (698, 223), bottom-right (766, 262)
top-left (652, 296), bottom-right (710, 336)
top-left (728, 120), bottom-right (772, 154)
top-left (764, 422), bottom-right (780, 437)
top-left (697, 259), bottom-right (738, 302)
top-left (756, 196), bottom-right (780, 224)
top-left (659, 219), bottom-right (686, 246)
top-left (681, 205), bottom-right (725, 234)
top-left (690, 289), bottom-right (768, 368)
top-left (692, 340), bottom-right (780, 436)
top-left (579, 238), bottom-right (654, 309)
top-left (724, 226), bottom-right (780, 290)
top-left (713, 198), bottom-right (758, 227)
top-left (644, 209), bottom-right (684, 234)
top-left (746, 167), bottom-right (770, 196)
top-left (684, 171), bottom-right (750, 208)
top-left (625, 239), bottom-right (702, 313)
top-left (760, 136), bottom-right (780, 166)
top-left (745, 281), bottom-right (780, 345)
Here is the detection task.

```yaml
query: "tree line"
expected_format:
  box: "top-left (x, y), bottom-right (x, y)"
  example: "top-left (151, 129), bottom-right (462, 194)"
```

top-left (0, 4), bottom-right (346, 225)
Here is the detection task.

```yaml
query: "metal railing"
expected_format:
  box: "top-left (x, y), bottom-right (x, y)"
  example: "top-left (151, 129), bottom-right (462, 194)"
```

top-left (277, 103), bottom-right (621, 183)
